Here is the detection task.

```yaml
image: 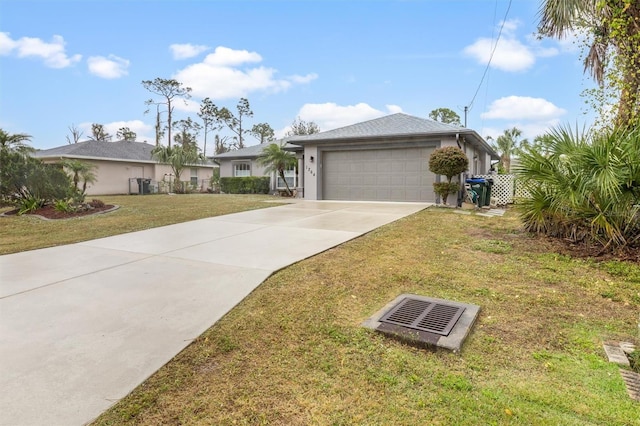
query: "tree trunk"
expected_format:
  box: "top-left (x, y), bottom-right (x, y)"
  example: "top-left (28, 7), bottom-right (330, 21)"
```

top-left (279, 170), bottom-right (292, 196)
top-left (615, 53), bottom-right (640, 128)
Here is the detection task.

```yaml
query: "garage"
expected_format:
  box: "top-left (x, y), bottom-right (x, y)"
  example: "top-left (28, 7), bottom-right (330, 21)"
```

top-left (322, 147), bottom-right (435, 202)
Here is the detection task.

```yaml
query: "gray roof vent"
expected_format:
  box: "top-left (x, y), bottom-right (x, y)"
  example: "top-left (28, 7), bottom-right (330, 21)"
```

top-left (363, 294), bottom-right (480, 352)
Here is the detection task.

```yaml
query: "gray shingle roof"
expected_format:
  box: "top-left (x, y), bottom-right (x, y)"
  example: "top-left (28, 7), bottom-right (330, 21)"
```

top-left (34, 140), bottom-right (157, 162)
top-left (287, 113), bottom-right (469, 143)
top-left (213, 141), bottom-right (299, 160)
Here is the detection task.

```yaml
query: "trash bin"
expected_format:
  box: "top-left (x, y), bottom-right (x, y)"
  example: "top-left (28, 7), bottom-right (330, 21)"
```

top-left (466, 178), bottom-right (488, 207)
top-left (136, 178), bottom-right (151, 195)
top-left (485, 178), bottom-right (494, 206)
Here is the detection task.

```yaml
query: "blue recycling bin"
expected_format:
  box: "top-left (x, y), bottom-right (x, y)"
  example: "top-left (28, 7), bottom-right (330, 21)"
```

top-left (466, 178), bottom-right (491, 207)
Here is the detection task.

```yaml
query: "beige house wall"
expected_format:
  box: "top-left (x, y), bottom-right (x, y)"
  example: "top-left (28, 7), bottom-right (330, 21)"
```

top-left (41, 158), bottom-right (215, 195)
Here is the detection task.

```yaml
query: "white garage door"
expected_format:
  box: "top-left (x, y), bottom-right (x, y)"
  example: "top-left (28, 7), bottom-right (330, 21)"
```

top-left (322, 147), bottom-right (435, 202)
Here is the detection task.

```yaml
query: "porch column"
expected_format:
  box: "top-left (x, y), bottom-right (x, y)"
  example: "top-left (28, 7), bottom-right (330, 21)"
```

top-left (297, 156), bottom-right (304, 198)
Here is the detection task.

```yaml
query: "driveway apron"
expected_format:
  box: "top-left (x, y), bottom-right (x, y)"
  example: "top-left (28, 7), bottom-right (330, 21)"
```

top-left (0, 201), bottom-right (430, 425)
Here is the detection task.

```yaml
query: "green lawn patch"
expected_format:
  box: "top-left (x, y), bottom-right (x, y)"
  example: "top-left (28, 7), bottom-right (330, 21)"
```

top-left (0, 194), bottom-right (280, 255)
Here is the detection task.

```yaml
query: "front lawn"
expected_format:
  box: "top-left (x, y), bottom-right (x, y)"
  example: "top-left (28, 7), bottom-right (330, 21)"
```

top-left (0, 194), bottom-right (280, 255)
top-left (91, 208), bottom-right (640, 425)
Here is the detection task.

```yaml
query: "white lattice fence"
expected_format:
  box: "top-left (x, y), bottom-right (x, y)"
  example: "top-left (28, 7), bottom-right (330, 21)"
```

top-left (473, 174), bottom-right (514, 205)
top-left (514, 180), bottom-right (532, 199)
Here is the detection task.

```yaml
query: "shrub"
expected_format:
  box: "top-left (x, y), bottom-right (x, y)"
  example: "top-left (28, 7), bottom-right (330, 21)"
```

top-left (1, 153), bottom-right (73, 206)
top-left (89, 199), bottom-right (105, 208)
top-left (433, 182), bottom-right (460, 205)
top-left (428, 147), bottom-right (469, 205)
top-left (53, 199), bottom-right (75, 213)
top-left (17, 195), bottom-right (44, 215)
top-left (428, 147), bottom-right (469, 181)
top-left (220, 177), bottom-right (270, 194)
top-left (515, 125), bottom-right (640, 251)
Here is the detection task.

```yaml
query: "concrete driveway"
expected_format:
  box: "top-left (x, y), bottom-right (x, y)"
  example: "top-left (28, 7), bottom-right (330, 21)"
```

top-left (0, 200), bottom-right (430, 426)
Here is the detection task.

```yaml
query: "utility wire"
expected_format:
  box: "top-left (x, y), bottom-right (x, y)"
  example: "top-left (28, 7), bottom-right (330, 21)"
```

top-left (467, 0), bottom-right (513, 112)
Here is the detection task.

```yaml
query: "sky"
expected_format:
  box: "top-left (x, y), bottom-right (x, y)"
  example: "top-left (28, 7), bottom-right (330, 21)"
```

top-left (0, 0), bottom-right (597, 154)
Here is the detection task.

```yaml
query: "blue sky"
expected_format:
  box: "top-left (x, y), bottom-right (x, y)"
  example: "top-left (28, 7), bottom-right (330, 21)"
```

top-left (1, 0), bottom-right (596, 153)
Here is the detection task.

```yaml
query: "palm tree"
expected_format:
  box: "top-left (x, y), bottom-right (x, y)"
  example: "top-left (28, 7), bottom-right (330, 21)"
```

top-left (0, 129), bottom-right (34, 156)
top-left (491, 127), bottom-right (527, 173)
top-left (257, 143), bottom-right (297, 196)
top-left (538, 0), bottom-right (640, 127)
top-left (515, 124), bottom-right (640, 251)
top-left (152, 144), bottom-right (202, 192)
top-left (62, 159), bottom-right (97, 197)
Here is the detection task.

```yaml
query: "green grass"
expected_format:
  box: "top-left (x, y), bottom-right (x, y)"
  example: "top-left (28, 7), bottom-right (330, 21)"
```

top-left (3, 197), bottom-right (638, 424)
top-left (0, 194), bottom-right (280, 254)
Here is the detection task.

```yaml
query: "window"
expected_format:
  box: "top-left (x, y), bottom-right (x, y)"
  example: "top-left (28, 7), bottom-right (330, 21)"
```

top-left (234, 162), bottom-right (251, 177)
top-left (276, 166), bottom-right (296, 189)
top-left (190, 168), bottom-right (198, 186)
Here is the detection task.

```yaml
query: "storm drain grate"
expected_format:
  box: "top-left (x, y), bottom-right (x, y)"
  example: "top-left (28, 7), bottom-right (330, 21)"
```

top-left (620, 369), bottom-right (640, 401)
top-left (379, 297), bottom-right (465, 336)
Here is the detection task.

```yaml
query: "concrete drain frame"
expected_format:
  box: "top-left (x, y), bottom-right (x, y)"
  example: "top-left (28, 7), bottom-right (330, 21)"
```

top-left (362, 293), bottom-right (480, 353)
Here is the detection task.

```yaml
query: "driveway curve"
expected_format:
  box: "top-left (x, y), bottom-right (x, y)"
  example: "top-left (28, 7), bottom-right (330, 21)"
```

top-left (0, 200), bottom-right (430, 425)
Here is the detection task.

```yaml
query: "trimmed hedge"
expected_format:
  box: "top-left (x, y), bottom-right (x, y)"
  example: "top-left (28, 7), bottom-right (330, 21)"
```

top-left (220, 176), bottom-right (270, 194)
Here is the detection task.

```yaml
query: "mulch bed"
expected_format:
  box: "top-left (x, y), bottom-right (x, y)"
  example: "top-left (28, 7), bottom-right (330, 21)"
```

top-left (3, 204), bottom-right (116, 220)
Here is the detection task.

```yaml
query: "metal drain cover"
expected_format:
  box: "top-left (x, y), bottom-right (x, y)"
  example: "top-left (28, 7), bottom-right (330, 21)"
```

top-left (620, 369), bottom-right (640, 401)
top-left (362, 294), bottom-right (480, 352)
top-left (379, 297), bottom-right (465, 336)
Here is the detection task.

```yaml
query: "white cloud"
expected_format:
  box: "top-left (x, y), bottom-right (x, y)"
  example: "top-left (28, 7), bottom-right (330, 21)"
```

top-left (173, 46), bottom-right (315, 99)
top-left (289, 73), bottom-right (319, 84)
top-left (386, 104), bottom-right (403, 114)
top-left (464, 37), bottom-right (535, 72)
top-left (286, 103), bottom-right (402, 133)
top-left (173, 98), bottom-right (202, 113)
top-left (0, 32), bottom-right (17, 54)
top-left (170, 43), bottom-right (209, 60)
top-left (87, 55), bottom-right (129, 79)
top-left (80, 120), bottom-right (153, 142)
top-left (463, 19), bottom-right (568, 72)
top-left (481, 96), bottom-right (566, 120)
top-left (480, 120), bottom-right (562, 141)
top-left (107, 120), bottom-right (154, 142)
top-left (205, 46), bottom-right (262, 66)
top-left (0, 32), bottom-right (81, 68)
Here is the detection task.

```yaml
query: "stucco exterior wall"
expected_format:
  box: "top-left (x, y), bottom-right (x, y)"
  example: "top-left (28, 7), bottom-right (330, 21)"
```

top-left (69, 160), bottom-right (156, 195)
top-left (302, 145), bottom-right (319, 200)
top-left (439, 136), bottom-right (491, 175)
top-left (41, 159), bottom-right (214, 195)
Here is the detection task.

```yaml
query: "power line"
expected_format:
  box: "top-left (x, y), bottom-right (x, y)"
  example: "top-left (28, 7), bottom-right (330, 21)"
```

top-left (466, 0), bottom-right (514, 119)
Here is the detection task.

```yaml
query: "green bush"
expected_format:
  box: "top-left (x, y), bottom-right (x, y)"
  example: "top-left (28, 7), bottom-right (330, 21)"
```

top-left (17, 196), bottom-right (44, 215)
top-left (515, 125), bottom-right (640, 251)
top-left (433, 182), bottom-right (460, 205)
top-left (428, 147), bottom-right (469, 181)
top-left (220, 177), bottom-right (270, 194)
top-left (54, 199), bottom-right (75, 213)
top-left (1, 153), bottom-right (73, 205)
top-left (428, 147), bottom-right (468, 205)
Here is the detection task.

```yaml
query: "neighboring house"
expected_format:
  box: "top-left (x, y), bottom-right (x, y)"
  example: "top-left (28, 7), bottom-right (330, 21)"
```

top-left (214, 142), bottom-right (301, 193)
top-left (33, 140), bottom-right (216, 195)
top-left (215, 113), bottom-right (498, 203)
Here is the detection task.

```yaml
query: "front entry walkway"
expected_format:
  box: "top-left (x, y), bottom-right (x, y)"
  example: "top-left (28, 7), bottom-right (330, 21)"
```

top-left (0, 201), bottom-right (430, 426)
